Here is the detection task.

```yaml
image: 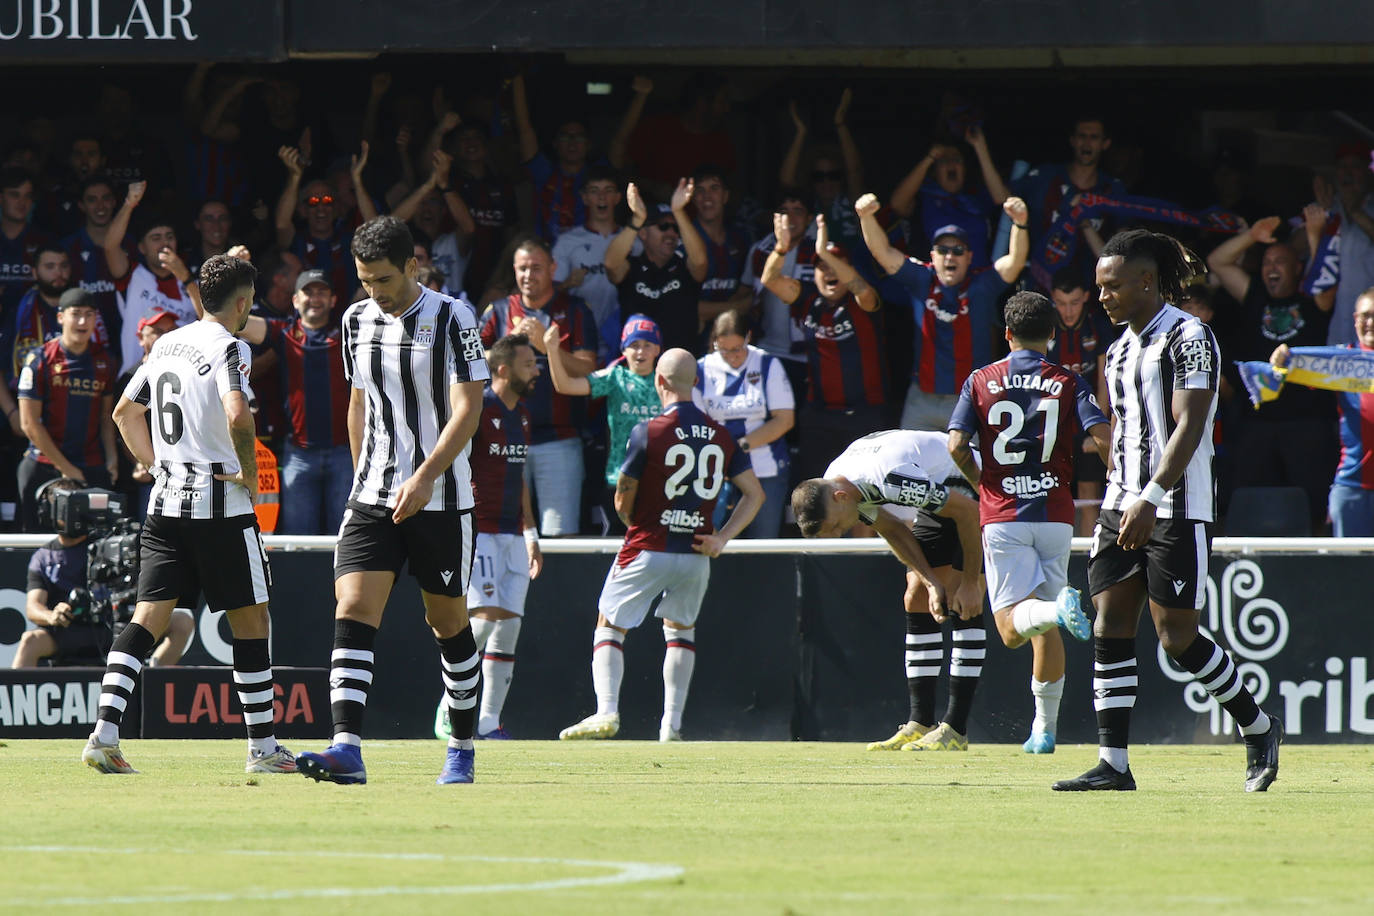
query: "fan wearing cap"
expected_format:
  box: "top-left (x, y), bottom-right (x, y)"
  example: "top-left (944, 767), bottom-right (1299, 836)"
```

top-left (16, 287), bottom-right (118, 531)
top-left (859, 192), bottom-right (1029, 432)
top-left (206, 266), bottom-right (352, 535)
top-left (605, 179), bottom-right (709, 355)
top-left (762, 211), bottom-right (885, 482)
top-left (545, 314), bottom-right (662, 535)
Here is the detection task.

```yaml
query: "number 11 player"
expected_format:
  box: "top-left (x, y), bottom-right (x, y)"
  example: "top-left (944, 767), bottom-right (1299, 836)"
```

top-left (559, 349), bottom-right (763, 742)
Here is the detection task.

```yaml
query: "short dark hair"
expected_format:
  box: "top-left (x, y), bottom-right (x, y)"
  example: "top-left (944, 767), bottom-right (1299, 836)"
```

top-left (1071, 114), bottom-right (1109, 135)
top-left (489, 333), bottom-right (531, 371)
top-left (692, 163), bottom-right (728, 187)
top-left (351, 215), bottom-right (414, 270)
top-left (776, 186), bottom-right (808, 212)
top-left (513, 235), bottom-right (552, 262)
top-left (1003, 291), bottom-right (1057, 342)
top-left (198, 255), bottom-right (257, 315)
top-left (1100, 229), bottom-right (1201, 301)
top-left (711, 309), bottom-right (748, 341)
top-left (77, 174), bottom-right (115, 199)
top-left (582, 164), bottom-right (620, 188)
top-left (415, 265), bottom-right (445, 289)
top-left (0, 166), bottom-right (32, 192)
top-left (791, 480), bottom-right (834, 538)
top-left (1050, 267), bottom-right (1087, 295)
top-left (132, 210), bottom-right (176, 243)
top-left (35, 242), bottom-right (67, 262)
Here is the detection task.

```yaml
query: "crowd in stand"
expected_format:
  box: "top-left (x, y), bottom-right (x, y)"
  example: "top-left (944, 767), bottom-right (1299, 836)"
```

top-left (2, 62), bottom-right (1372, 538)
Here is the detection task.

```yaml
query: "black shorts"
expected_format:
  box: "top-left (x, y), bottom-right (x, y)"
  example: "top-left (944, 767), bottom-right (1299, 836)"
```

top-left (908, 477), bottom-right (975, 572)
top-left (41, 622), bottom-right (110, 662)
top-left (139, 514), bottom-right (271, 612)
top-left (333, 501), bottom-right (475, 597)
top-left (1087, 508), bottom-right (1211, 611)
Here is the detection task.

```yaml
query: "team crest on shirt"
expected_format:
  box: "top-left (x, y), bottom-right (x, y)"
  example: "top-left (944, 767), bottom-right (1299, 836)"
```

top-left (492, 418), bottom-right (501, 429)
top-left (482, 581), bottom-right (495, 598)
top-left (747, 371), bottom-right (761, 385)
top-left (414, 322), bottom-right (436, 347)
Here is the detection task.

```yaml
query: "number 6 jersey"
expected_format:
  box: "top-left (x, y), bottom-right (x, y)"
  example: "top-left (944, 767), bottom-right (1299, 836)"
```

top-left (615, 401), bottom-right (751, 565)
top-left (123, 319), bottom-right (256, 519)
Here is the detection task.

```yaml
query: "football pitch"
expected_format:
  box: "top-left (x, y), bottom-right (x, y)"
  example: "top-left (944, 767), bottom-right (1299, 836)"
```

top-left (2, 739), bottom-right (1370, 915)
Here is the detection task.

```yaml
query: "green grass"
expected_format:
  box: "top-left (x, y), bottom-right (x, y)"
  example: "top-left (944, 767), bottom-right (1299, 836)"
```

top-left (2, 739), bottom-right (1370, 915)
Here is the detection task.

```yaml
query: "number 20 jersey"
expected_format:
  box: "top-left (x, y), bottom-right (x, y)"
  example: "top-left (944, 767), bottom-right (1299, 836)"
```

top-left (948, 348), bottom-right (1107, 524)
top-left (124, 320), bottom-right (256, 519)
top-left (616, 401), bottom-right (750, 566)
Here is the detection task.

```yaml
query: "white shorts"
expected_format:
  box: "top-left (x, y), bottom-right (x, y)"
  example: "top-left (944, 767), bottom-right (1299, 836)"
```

top-left (598, 550), bottom-right (709, 629)
top-left (982, 521), bottom-right (1073, 612)
top-left (466, 532), bottom-right (531, 615)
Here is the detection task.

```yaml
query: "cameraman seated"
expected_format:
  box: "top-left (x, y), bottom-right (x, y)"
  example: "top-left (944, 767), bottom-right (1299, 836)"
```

top-left (12, 478), bottom-right (192, 668)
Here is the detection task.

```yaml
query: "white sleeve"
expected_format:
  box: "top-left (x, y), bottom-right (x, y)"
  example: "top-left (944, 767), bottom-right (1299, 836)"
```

top-left (764, 356), bottom-right (795, 411)
top-left (215, 339), bottom-right (251, 400)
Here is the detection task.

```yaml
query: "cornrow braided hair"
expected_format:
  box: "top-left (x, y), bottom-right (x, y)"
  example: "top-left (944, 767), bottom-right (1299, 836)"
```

top-left (1099, 229), bottom-right (1204, 302)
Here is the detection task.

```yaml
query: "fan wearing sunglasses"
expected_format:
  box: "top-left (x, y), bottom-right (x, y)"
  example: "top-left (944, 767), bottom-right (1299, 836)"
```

top-left (858, 192), bottom-right (1029, 433)
top-left (273, 144), bottom-right (356, 301)
top-left (604, 179), bottom-right (708, 355)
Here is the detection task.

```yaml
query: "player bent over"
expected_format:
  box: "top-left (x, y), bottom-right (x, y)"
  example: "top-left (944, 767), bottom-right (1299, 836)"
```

top-left (792, 429), bottom-right (987, 752)
top-left (83, 255), bottom-right (295, 775)
top-left (947, 291), bottom-right (1109, 753)
top-left (1054, 230), bottom-right (1280, 791)
top-left (560, 349), bottom-right (762, 742)
top-left (434, 333), bottom-right (543, 740)
top-left (296, 216), bottom-right (490, 786)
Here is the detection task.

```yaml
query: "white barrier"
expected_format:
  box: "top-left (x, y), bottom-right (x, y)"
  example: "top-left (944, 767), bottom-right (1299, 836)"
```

top-left (3, 534), bottom-right (1371, 556)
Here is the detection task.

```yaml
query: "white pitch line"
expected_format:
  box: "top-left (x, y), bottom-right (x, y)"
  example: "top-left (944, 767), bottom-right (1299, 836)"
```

top-left (0, 846), bottom-right (683, 906)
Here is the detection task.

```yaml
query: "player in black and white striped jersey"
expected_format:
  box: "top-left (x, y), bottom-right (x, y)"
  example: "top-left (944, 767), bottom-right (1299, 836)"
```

top-left (1053, 230), bottom-right (1281, 792)
top-left (82, 255), bottom-right (296, 777)
top-left (297, 216), bottom-right (491, 787)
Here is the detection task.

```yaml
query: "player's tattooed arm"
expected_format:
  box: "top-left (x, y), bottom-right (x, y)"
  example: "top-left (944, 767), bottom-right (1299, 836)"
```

top-left (935, 491), bottom-right (984, 619)
top-left (946, 429), bottom-right (981, 491)
top-left (219, 391), bottom-right (260, 502)
top-left (614, 474), bottom-right (639, 527)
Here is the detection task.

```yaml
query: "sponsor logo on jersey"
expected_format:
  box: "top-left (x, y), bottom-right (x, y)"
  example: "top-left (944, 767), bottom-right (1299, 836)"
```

top-left (1176, 338), bottom-right (1214, 374)
top-left (488, 443), bottom-right (527, 459)
top-left (633, 279), bottom-right (683, 299)
top-left (1001, 471), bottom-right (1061, 498)
top-left (660, 508), bottom-right (705, 532)
top-left (163, 488), bottom-right (204, 501)
top-left (459, 327), bottom-right (484, 363)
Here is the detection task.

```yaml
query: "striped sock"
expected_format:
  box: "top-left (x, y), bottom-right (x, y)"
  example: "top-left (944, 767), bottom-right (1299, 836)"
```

top-left (944, 614), bottom-right (986, 734)
top-left (93, 623), bottom-right (157, 745)
top-left (592, 626), bottom-right (625, 716)
top-left (905, 612), bottom-right (941, 725)
top-left (439, 626), bottom-right (480, 748)
top-left (477, 617), bottom-right (520, 735)
top-left (662, 625), bottom-right (696, 732)
top-left (232, 638), bottom-right (278, 753)
top-left (1175, 635), bottom-right (1268, 734)
top-left (1094, 637), bottom-right (1137, 772)
top-left (329, 619), bottom-right (377, 748)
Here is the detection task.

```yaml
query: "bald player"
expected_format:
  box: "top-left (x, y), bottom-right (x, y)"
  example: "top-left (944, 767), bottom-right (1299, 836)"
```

top-left (559, 348), bottom-right (763, 742)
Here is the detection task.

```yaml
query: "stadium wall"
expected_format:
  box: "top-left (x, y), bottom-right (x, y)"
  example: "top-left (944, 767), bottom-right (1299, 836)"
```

top-left (1, 539), bottom-right (1371, 743)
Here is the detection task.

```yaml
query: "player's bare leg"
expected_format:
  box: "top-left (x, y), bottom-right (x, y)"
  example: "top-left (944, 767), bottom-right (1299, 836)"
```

top-left (561, 613), bottom-right (628, 740)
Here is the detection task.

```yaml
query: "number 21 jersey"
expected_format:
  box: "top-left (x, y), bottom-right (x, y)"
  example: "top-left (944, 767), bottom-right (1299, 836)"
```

top-left (616, 401), bottom-right (750, 566)
top-left (124, 320), bottom-right (255, 519)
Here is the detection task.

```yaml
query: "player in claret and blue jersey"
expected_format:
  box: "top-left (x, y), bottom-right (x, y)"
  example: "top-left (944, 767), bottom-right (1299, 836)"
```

top-left (948, 290), bottom-right (1110, 754)
top-left (559, 349), bottom-right (763, 743)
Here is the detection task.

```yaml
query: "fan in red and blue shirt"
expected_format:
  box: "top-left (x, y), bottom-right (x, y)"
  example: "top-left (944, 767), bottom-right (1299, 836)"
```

top-left (61, 177), bottom-right (131, 362)
top-left (16, 321), bottom-right (117, 530)
top-left (479, 288), bottom-right (599, 445)
top-left (241, 270), bottom-right (351, 534)
top-left (1047, 269), bottom-right (1116, 392)
top-left (0, 169), bottom-right (51, 316)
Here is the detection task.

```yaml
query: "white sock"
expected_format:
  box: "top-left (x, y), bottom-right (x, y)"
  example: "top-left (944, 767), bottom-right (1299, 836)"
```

top-left (1099, 746), bottom-right (1129, 772)
top-left (1012, 599), bottom-right (1060, 638)
top-left (1030, 676), bottom-right (1065, 736)
top-left (447, 737), bottom-right (474, 750)
top-left (478, 617), bottom-right (521, 734)
top-left (93, 720), bottom-right (118, 745)
top-left (469, 616), bottom-right (497, 652)
top-left (592, 627), bottom-right (625, 716)
top-left (1239, 710), bottom-right (1272, 736)
top-left (248, 736), bottom-right (279, 755)
top-left (661, 625), bottom-right (696, 732)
